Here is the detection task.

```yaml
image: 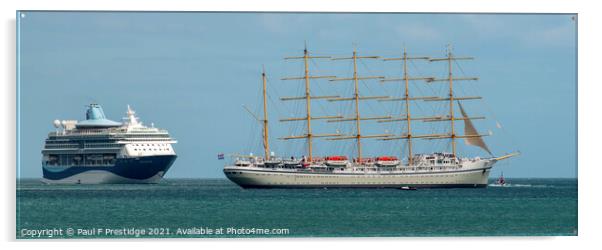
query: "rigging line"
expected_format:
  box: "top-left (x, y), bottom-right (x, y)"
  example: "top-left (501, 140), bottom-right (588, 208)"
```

top-left (246, 114), bottom-right (259, 155)
top-left (265, 79), bottom-right (288, 119)
top-left (360, 79), bottom-right (383, 116)
top-left (453, 58), bottom-right (469, 78)
top-left (453, 58), bottom-right (519, 152)
top-left (443, 140), bottom-right (451, 154)
top-left (359, 56), bottom-right (380, 78)
top-left (468, 81), bottom-right (520, 152)
top-left (309, 56), bottom-right (332, 77)
top-left (452, 58), bottom-right (477, 108)
top-left (243, 82), bottom-right (263, 154)
top-left (356, 60), bottom-right (392, 119)
top-left (266, 92), bottom-right (284, 118)
top-left (266, 76), bottom-right (286, 106)
top-left (312, 77), bottom-right (331, 96)
top-left (281, 63), bottom-right (303, 125)
top-left (340, 75), bottom-right (354, 117)
top-left (409, 60), bottom-right (439, 115)
top-left (309, 58), bottom-right (323, 77)
top-left (253, 87), bottom-right (264, 152)
top-left (388, 75), bottom-right (401, 116)
top-left (310, 72), bottom-right (338, 118)
top-left (359, 58), bottom-right (392, 100)
top-left (309, 89), bottom-right (330, 116)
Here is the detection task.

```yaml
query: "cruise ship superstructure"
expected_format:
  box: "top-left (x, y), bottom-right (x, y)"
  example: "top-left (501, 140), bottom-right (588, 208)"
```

top-left (42, 104), bottom-right (177, 184)
top-left (224, 45), bottom-right (518, 188)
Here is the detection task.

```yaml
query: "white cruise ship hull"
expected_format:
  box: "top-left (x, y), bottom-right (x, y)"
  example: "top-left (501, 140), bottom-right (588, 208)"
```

top-left (224, 159), bottom-right (496, 188)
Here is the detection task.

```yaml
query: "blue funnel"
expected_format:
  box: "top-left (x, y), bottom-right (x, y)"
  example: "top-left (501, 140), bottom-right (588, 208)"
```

top-left (76, 104), bottom-right (122, 128)
top-left (86, 104), bottom-right (107, 120)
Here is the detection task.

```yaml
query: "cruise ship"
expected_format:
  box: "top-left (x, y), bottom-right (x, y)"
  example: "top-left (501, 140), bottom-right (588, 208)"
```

top-left (224, 45), bottom-right (518, 188)
top-left (41, 104), bottom-right (177, 184)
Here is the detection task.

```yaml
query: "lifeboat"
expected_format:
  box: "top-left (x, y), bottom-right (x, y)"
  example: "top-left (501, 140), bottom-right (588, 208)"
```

top-left (264, 159), bottom-right (282, 168)
top-left (234, 159), bottom-right (251, 167)
top-left (283, 158), bottom-right (302, 168)
top-left (375, 156), bottom-right (400, 167)
top-left (324, 155), bottom-right (349, 166)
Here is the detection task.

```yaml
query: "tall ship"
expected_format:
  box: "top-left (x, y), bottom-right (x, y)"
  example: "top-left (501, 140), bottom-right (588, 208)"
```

top-left (224, 45), bottom-right (518, 188)
top-left (42, 104), bottom-right (177, 184)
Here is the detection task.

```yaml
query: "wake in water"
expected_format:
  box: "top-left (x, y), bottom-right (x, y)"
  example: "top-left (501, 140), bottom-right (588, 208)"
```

top-left (488, 183), bottom-right (549, 188)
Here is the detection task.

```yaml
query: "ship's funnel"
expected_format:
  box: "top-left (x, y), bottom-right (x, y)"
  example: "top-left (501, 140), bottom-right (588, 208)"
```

top-left (76, 103), bottom-right (122, 128)
top-left (86, 104), bottom-right (107, 120)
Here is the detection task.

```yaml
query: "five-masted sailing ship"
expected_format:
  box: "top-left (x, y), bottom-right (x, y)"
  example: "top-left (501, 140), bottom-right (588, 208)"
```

top-left (224, 45), bottom-right (518, 188)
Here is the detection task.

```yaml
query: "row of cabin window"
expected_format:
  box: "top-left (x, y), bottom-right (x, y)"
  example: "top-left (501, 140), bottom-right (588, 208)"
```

top-left (131, 143), bottom-right (170, 152)
top-left (132, 143), bottom-right (169, 146)
top-left (133, 147), bottom-right (170, 152)
top-left (430, 160), bottom-right (453, 164)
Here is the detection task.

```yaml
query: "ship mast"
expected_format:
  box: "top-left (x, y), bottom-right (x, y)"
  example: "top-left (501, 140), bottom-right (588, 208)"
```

top-left (262, 68), bottom-right (270, 160)
top-left (403, 49), bottom-right (412, 163)
top-left (328, 47), bottom-right (391, 161)
top-left (429, 45), bottom-right (478, 156)
top-left (280, 45), bottom-right (341, 161)
top-left (352, 49), bottom-right (363, 159)
top-left (447, 47), bottom-right (457, 156)
top-left (381, 45), bottom-right (489, 159)
top-left (380, 48), bottom-right (431, 165)
top-left (241, 69), bottom-right (272, 160)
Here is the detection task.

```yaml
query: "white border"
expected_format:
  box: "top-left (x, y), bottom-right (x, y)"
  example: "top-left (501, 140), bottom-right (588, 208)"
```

top-left (2, 0), bottom-right (600, 249)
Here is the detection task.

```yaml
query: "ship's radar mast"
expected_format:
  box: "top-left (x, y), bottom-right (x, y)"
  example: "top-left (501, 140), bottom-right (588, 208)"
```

top-left (126, 105), bottom-right (142, 128)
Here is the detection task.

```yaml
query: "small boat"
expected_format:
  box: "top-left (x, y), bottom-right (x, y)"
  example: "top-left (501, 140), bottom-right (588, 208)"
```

top-left (400, 186), bottom-right (417, 190)
top-left (495, 172), bottom-right (506, 186)
top-left (263, 160), bottom-right (282, 168)
top-left (283, 158), bottom-right (302, 168)
top-left (234, 159), bottom-right (251, 167)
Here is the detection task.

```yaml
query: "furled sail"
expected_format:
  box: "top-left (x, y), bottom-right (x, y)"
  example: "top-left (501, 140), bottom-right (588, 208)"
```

top-left (457, 101), bottom-right (492, 155)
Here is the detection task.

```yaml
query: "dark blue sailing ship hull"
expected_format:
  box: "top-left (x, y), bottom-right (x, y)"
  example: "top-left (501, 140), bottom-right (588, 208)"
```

top-left (42, 155), bottom-right (177, 184)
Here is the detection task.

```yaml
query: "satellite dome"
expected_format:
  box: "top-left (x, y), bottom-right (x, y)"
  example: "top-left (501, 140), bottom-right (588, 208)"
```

top-left (53, 119), bottom-right (61, 128)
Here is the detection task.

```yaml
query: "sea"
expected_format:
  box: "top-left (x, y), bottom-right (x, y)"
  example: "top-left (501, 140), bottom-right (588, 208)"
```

top-left (16, 178), bottom-right (577, 238)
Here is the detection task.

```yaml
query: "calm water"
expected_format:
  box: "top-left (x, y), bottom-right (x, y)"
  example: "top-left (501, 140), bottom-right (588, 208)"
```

top-left (16, 178), bottom-right (577, 238)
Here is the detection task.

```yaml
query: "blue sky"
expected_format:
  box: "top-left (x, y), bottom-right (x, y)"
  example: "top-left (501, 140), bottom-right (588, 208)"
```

top-left (17, 12), bottom-right (576, 178)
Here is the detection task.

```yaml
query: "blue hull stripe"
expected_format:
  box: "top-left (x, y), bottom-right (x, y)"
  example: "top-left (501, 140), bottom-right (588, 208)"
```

top-left (42, 155), bottom-right (177, 180)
